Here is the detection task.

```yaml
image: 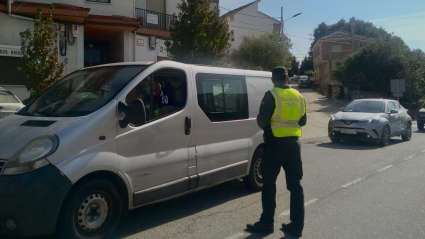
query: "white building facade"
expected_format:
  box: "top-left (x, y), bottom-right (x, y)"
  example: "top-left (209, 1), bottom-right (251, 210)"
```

top-left (222, 0), bottom-right (280, 55)
top-left (0, 0), bottom-right (219, 100)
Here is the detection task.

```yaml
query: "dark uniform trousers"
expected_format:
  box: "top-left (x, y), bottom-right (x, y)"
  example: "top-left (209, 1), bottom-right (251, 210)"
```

top-left (260, 136), bottom-right (304, 231)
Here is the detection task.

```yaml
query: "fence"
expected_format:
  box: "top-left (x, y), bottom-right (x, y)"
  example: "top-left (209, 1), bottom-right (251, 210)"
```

top-left (135, 8), bottom-right (172, 31)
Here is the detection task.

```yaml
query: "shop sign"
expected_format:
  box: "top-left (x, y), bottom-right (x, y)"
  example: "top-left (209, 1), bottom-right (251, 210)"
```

top-left (0, 45), bottom-right (22, 57)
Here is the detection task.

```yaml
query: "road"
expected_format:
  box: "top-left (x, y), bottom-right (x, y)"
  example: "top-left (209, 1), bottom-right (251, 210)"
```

top-left (35, 87), bottom-right (425, 239)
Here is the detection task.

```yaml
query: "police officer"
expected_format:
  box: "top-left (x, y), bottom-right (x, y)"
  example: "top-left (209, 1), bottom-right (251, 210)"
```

top-left (246, 66), bottom-right (306, 237)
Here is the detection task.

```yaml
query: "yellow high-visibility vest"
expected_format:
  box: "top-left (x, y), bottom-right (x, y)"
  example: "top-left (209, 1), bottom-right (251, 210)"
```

top-left (269, 87), bottom-right (306, 137)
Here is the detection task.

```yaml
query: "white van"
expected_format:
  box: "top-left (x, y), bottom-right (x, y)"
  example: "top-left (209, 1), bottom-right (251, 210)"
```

top-left (0, 61), bottom-right (273, 238)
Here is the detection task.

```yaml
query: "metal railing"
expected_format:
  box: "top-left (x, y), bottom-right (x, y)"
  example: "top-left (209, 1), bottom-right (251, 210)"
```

top-left (135, 8), bottom-right (173, 31)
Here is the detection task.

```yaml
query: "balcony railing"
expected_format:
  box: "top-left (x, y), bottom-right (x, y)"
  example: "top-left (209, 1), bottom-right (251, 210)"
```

top-left (135, 8), bottom-right (172, 31)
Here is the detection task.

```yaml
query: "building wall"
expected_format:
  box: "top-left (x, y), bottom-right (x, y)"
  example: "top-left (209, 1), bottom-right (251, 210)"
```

top-left (166, 0), bottom-right (181, 15)
top-left (19, 0), bottom-right (135, 17)
top-left (226, 2), bottom-right (280, 52)
top-left (146, 0), bottom-right (165, 13)
top-left (135, 0), bottom-right (147, 10)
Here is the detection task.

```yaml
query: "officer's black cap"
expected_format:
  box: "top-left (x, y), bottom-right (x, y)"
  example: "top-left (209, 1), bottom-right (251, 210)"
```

top-left (272, 66), bottom-right (288, 82)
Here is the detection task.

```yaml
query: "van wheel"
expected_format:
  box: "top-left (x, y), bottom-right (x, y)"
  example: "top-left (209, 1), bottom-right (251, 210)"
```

top-left (57, 179), bottom-right (122, 239)
top-left (243, 147), bottom-right (263, 191)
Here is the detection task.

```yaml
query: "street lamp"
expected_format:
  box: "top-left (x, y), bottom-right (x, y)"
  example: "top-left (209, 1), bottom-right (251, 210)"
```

top-left (281, 11), bottom-right (301, 66)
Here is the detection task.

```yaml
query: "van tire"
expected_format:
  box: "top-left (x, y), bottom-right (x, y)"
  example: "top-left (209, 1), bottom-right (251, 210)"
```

top-left (57, 179), bottom-right (122, 239)
top-left (243, 147), bottom-right (264, 191)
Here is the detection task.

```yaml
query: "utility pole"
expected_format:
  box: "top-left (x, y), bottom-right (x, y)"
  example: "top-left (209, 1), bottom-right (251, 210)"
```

top-left (281, 7), bottom-right (285, 66)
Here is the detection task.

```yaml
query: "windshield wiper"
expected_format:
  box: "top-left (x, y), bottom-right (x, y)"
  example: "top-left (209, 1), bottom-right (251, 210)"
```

top-left (17, 111), bottom-right (34, 116)
top-left (35, 111), bottom-right (62, 117)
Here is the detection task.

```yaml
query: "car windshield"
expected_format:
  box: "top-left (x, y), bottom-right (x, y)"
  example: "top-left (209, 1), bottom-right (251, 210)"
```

top-left (342, 101), bottom-right (386, 113)
top-left (18, 65), bottom-right (147, 117)
top-left (0, 90), bottom-right (20, 103)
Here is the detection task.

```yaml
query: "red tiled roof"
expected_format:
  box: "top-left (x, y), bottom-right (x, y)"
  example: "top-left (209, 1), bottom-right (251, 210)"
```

top-left (0, 0), bottom-right (90, 11)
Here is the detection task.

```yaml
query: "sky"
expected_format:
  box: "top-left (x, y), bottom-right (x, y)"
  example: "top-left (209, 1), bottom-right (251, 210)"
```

top-left (219, 0), bottom-right (425, 61)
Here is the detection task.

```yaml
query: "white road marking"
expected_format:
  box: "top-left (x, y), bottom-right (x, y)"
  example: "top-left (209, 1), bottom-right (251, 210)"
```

top-left (341, 178), bottom-right (363, 188)
top-left (279, 198), bottom-right (318, 217)
top-left (377, 165), bottom-right (393, 173)
top-left (404, 154), bottom-right (417, 161)
top-left (224, 232), bottom-right (246, 239)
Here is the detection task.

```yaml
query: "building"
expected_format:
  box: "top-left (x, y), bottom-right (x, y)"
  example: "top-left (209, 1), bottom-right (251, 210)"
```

top-left (312, 30), bottom-right (367, 98)
top-left (0, 0), bottom-right (219, 100)
top-left (221, 0), bottom-right (280, 55)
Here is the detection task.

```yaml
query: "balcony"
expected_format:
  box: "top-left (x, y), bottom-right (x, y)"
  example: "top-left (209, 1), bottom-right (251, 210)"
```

top-left (135, 8), bottom-right (173, 31)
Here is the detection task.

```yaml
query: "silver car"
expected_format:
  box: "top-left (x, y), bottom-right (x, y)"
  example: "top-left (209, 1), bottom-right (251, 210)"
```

top-left (0, 87), bottom-right (24, 120)
top-left (328, 99), bottom-right (412, 146)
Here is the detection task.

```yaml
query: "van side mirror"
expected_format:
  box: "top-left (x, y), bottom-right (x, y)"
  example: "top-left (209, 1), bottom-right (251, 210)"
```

top-left (390, 109), bottom-right (398, 114)
top-left (118, 100), bottom-right (146, 128)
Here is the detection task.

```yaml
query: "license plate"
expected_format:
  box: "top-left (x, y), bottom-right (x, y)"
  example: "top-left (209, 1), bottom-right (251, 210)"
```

top-left (341, 129), bottom-right (357, 134)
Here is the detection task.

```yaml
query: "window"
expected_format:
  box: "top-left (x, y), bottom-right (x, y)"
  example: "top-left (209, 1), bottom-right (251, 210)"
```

top-left (230, 30), bottom-right (235, 42)
top-left (126, 69), bottom-right (187, 124)
top-left (196, 73), bottom-right (248, 122)
top-left (387, 102), bottom-right (397, 113)
top-left (86, 0), bottom-right (110, 3)
top-left (331, 45), bottom-right (342, 52)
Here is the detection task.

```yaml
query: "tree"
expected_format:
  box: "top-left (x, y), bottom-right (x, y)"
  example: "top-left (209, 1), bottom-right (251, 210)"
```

top-left (20, 6), bottom-right (68, 99)
top-left (228, 33), bottom-right (292, 71)
top-left (288, 56), bottom-right (300, 76)
top-left (299, 55), bottom-right (313, 75)
top-left (333, 35), bottom-right (425, 112)
top-left (165, 0), bottom-right (229, 65)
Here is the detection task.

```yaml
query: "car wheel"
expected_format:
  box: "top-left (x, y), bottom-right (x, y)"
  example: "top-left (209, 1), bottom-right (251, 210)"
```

top-left (330, 137), bottom-right (341, 143)
top-left (243, 147), bottom-right (263, 191)
top-left (402, 122), bottom-right (412, 141)
top-left (418, 121), bottom-right (424, 131)
top-left (57, 179), bottom-right (122, 239)
top-left (379, 125), bottom-right (391, 146)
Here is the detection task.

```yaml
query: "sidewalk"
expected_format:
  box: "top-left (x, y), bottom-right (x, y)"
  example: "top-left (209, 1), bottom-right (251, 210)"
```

top-left (294, 85), bottom-right (350, 141)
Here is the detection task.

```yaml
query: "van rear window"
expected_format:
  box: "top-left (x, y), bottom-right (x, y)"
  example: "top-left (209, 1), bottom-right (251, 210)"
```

top-left (196, 73), bottom-right (248, 122)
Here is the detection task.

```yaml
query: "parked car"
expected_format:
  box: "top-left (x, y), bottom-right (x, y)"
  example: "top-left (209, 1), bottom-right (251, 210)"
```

top-left (290, 75), bottom-right (299, 83)
top-left (298, 75), bottom-right (310, 88)
top-left (0, 61), bottom-right (272, 238)
top-left (0, 87), bottom-right (24, 120)
top-left (328, 99), bottom-right (412, 146)
top-left (418, 107), bottom-right (425, 130)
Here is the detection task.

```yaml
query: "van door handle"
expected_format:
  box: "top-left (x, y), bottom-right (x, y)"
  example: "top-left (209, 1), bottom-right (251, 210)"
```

top-left (185, 116), bottom-right (191, 135)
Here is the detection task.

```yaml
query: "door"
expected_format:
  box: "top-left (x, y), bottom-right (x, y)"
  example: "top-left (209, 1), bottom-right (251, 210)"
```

top-left (387, 101), bottom-right (401, 134)
top-left (117, 67), bottom-right (194, 206)
top-left (194, 73), bottom-right (250, 188)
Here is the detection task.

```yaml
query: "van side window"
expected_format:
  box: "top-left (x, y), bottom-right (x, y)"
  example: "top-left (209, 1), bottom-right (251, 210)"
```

top-left (196, 73), bottom-right (248, 122)
top-left (126, 69), bottom-right (187, 123)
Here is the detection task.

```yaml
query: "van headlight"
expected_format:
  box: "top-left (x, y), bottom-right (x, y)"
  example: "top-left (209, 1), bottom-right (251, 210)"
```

top-left (2, 135), bottom-right (59, 175)
top-left (330, 116), bottom-right (340, 121)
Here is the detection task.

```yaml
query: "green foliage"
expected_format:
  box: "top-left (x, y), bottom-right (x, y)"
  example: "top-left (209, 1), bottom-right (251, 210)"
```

top-left (228, 33), bottom-right (292, 71)
top-left (288, 56), bottom-right (299, 76)
top-left (164, 0), bottom-right (229, 65)
top-left (333, 35), bottom-right (425, 112)
top-left (303, 70), bottom-right (315, 77)
top-left (299, 55), bottom-right (313, 75)
top-left (19, 6), bottom-right (68, 99)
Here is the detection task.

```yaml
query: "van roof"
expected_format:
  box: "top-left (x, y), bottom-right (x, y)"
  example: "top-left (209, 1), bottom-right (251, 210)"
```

top-left (81, 61), bottom-right (272, 78)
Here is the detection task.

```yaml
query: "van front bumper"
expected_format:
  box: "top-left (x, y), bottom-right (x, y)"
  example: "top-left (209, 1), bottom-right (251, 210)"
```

top-left (0, 164), bottom-right (72, 237)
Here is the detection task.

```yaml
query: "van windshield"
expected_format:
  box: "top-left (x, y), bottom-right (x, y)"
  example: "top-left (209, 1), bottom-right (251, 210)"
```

top-left (18, 65), bottom-right (147, 117)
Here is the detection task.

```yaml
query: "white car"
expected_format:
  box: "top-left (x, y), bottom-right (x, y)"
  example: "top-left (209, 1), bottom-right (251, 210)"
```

top-left (0, 87), bottom-right (24, 120)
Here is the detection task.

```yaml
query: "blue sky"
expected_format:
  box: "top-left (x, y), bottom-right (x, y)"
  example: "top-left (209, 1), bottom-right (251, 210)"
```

top-left (219, 0), bottom-right (425, 61)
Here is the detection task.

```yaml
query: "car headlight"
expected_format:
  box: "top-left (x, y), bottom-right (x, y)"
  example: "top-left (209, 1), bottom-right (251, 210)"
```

top-left (330, 116), bottom-right (340, 121)
top-left (2, 135), bottom-right (59, 175)
top-left (360, 118), bottom-right (380, 123)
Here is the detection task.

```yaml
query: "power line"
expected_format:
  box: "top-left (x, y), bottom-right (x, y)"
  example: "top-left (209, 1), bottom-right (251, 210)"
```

top-left (233, 19), bottom-right (275, 26)
top-left (284, 28), bottom-right (307, 57)
top-left (219, 6), bottom-right (280, 19)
